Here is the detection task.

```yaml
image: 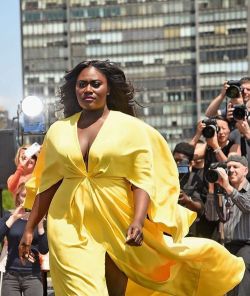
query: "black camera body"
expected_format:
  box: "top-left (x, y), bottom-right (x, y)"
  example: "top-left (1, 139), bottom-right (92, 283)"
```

top-left (233, 104), bottom-right (249, 120)
top-left (205, 162), bottom-right (229, 183)
top-left (202, 118), bottom-right (219, 138)
top-left (226, 80), bottom-right (241, 99)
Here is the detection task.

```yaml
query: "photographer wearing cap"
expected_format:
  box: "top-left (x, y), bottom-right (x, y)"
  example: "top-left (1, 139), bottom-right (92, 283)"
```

top-left (205, 77), bottom-right (250, 119)
top-left (215, 155), bottom-right (250, 296)
top-left (173, 142), bottom-right (204, 236)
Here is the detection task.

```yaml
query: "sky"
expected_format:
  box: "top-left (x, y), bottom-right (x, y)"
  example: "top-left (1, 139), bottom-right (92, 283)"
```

top-left (0, 1), bottom-right (22, 118)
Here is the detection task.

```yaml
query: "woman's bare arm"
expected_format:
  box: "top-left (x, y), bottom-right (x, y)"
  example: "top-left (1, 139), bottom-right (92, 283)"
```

top-left (19, 180), bottom-right (62, 263)
top-left (126, 186), bottom-right (150, 246)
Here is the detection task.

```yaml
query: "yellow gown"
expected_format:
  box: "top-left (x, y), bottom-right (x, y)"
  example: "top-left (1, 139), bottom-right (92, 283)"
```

top-left (25, 111), bottom-right (244, 296)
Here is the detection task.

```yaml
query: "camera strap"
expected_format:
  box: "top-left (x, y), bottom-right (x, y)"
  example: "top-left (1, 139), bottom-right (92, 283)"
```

top-left (214, 194), bottom-right (231, 223)
top-left (225, 96), bottom-right (228, 115)
top-left (240, 136), bottom-right (247, 157)
top-left (214, 185), bottom-right (231, 223)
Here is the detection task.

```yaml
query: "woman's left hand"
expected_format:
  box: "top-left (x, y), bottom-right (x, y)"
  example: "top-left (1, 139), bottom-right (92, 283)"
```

top-left (125, 220), bottom-right (143, 247)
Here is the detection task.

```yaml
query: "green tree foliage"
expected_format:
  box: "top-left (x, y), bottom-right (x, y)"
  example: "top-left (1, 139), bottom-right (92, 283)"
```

top-left (2, 189), bottom-right (14, 210)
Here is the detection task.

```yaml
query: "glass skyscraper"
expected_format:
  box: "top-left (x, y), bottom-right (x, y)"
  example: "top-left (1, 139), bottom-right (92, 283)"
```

top-left (21, 0), bottom-right (250, 148)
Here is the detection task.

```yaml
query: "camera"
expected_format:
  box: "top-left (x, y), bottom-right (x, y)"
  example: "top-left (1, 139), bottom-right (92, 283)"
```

top-left (233, 104), bottom-right (249, 120)
top-left (205, 162), bottom-right (229, 183)
top-left (226, 80), bottom-right (241, 99)
top-left (202, 118), bottom-right (219, 138)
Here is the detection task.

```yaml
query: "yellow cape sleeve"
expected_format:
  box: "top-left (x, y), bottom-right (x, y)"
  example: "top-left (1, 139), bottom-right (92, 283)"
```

top-left (124, 117), bottom-right (196, 242)
top-left (24, 123), bottom-right (64, 209)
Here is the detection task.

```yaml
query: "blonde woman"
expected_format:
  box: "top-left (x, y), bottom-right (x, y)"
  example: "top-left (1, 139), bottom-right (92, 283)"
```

top-left (7, 145), bottom-right (37, 199)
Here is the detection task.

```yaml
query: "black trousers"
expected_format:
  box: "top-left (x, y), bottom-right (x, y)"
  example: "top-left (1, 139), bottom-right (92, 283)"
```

top-left (225, 241), bottom-right (250, 296)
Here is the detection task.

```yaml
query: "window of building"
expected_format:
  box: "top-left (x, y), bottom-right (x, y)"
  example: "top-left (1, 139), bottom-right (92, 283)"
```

top-left (48, 77), bottom-right (55, 83)
top-left (228, 27), bottom-right (246, 34)
top-left (87, 8), bottom-right (101, 18)
top-left (23, 11), bottom-right (41, 22)
top-left (27, 77), bottom-right (39, 84)
top-left (71, 9), bottom-right (86, 18)
top-left (43, 10), bottom-right (66, 21)
top-left (85, 19), bottom-right (102, 31)
top-left (103, 6), bottom-right (121, 17)
top-left (25, 1), bottom-right (38, 10)
top-left (48, 86), bottom-right (55, 96)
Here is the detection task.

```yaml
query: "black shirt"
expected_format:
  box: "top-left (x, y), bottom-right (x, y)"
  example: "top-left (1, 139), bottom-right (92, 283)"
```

top-left (0, 212), bottom-right (48, 274)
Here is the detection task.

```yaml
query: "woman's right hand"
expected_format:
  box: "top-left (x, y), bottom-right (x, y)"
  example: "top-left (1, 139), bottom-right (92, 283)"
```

top-left (6, 206), bottom-right (26, 228)
top-left (220, 80), bottom-right (229, 97)
top-left (19, 231), bottom-right (35, 265)
top-left (196, 120), bottom-right (205, 136)
top-left (12, 205), bottom-right (26, 219)
top-left (126, 220), bottom-right (144, 247)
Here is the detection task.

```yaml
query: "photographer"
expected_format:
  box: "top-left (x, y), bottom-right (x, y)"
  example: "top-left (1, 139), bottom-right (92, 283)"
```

top-left (213, 155), bottom-right (250, 296)
top-left (228, 103), bottom-right (250, 181)
top-left (173, 142), bottom-right (204, 235)
top-left (190, 117), bottom-right (240, 239)
top-left (190, 117), bottom-right (240, 165)
top-left (205, 77), bottom-right (250, 119)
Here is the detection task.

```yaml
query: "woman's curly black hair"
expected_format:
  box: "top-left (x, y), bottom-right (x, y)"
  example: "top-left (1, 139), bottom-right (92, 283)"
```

top-left (58, 60), bottom-right (136, 118)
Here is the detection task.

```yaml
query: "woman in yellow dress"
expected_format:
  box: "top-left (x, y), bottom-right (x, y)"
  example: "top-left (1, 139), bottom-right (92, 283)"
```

top-left (19, 60), bottom-right (244, 296)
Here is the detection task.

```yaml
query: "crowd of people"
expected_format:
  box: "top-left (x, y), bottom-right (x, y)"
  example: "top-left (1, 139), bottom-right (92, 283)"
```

top-left (0, 144), bottom-right (49, 295)
top-left (0, 61), bottom-right (249, 295)
top-left (173, 77), bottom-right (250, 295)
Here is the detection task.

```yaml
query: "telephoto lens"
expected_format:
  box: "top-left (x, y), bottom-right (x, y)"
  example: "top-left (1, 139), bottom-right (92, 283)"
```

top-left (205, 169), bottom-right (219, 183)
top-left (202, 118), bottom-right (219, 138)
top-left (233, 104), bottom-right (247, 120)
top-left (202, 125), bottom-right (216, 138)
top-left (205, 162), bottom-right (228, 183)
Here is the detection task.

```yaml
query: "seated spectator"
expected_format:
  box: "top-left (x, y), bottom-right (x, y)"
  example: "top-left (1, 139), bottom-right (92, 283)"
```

top-left (0, 183), bottom-right (48, 296)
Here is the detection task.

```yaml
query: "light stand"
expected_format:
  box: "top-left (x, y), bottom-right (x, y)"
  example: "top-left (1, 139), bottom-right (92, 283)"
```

top-left (12, 96), bottom-right (45, 146)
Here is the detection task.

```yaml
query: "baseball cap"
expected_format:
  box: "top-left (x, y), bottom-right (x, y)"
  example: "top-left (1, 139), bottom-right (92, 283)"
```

top-left (227, 155), bottom-right (248, 167)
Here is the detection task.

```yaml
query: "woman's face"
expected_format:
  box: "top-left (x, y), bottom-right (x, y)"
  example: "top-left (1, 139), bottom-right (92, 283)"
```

top-left (217, 119), bottom-right (230, 145)
top-left (16, 188), bottom-right (26, 207)
top-left (75, 66), bottom-right (110, 111)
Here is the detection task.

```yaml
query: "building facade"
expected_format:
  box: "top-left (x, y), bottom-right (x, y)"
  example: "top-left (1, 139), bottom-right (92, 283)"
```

top-left (20, 0), bottom-right (250, 148)
top-left (0, 108), bottom-right (11, 129)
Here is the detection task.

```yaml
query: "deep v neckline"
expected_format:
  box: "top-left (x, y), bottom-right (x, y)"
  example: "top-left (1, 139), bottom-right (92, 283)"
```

top-left (74, 110), bottom-right (112, 172)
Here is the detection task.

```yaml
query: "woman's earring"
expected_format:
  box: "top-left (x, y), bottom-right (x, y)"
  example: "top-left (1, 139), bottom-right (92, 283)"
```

top-left (107, 92), bottom-right (110, 96)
